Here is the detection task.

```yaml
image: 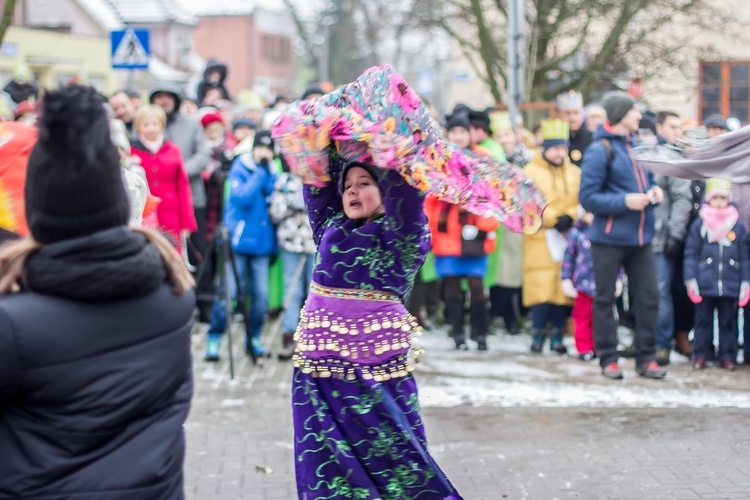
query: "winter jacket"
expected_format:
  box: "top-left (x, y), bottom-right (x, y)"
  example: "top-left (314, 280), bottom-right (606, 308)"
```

top-left (0, 122), bottom-right (36, 236)
top-left (561, 220), bottom-right (596, 297)
top-left (425, 196), bottom-right (499, 258)
top-left (224, 153), bottom-right (277, 256)
top-left (130, 140), bottom-right (198, 247)
top-left (522, 151), bottom-right (580, 306)
top-left (579, 123), bottom-right (656, 247)
top-left (0, 278), bottom-right (195, 499)
top-left (196, 59), bottom-right (230, 105)
top-left (732, 182), bottom-right (750, 232)
top-left (652, 174), bottom-right (693, 253)
top-left (3, 80), bottom-right (39, 104)
top-left (684, 218), bottom-right (750, 298)
top-left (568, 123), bottom-right (593, 167)
top-left (477, 137), bottom-right (506, 162)
top-left (149, 82), bottom-right (211, 208)
top-left (268, 172), bottom-right (316, 254)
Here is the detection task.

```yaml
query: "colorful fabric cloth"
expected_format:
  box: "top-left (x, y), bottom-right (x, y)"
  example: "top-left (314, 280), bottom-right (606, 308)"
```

top-left (272, 65), bottom-right (546, 234)
top-left (292, 369), bottom-right (462, 500)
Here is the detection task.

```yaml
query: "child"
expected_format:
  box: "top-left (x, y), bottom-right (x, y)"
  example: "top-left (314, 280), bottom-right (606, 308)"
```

top-left (684, 178), bottom-right (750, 371)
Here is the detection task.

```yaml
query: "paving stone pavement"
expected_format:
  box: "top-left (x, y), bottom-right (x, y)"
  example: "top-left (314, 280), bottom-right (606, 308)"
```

top-left (185, 321), bottom-right (750, 499)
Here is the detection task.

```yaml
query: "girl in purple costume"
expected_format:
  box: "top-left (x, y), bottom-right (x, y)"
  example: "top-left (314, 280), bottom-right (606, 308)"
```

top-left (291, 158), bottom-right (463, 499)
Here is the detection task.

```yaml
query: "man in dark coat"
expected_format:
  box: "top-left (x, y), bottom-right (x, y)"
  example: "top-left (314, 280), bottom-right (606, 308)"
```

top-left (196, 58), bottom-right (231, 106)
top-left (558, 90), bottom-right (593, 167)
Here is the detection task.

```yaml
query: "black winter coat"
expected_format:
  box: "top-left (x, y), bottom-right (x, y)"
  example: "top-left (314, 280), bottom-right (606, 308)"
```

top-left (0, 284), bottom-right (194, 499)
top-left (684, 218), bottom-right (750, 298)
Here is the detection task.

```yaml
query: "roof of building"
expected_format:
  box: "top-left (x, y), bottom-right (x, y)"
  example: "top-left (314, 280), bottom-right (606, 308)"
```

top-left (74, 0), bottom-right (124, 31)
top-left (103, 0), bottom-right (198, 25)
top-left (177, 0), bottom-right (286, 16)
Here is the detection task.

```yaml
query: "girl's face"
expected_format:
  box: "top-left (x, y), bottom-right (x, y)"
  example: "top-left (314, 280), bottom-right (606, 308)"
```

top-left (204, 122), bottom-right (225, 142)
top-left (494, 127), bottom-right (517, 153)
top-left (137, 116), bottom-right (163, 142)
top-left (343, 166), bottom-right (383, 220)
top-left (709, 194), bottom-right (729, 209)
top-left (446, 127), bottom-right (471, 149)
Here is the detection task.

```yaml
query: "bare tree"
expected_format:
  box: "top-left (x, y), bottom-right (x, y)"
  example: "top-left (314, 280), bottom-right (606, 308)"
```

top-left (0, 0), bottom-right (17, 46)
top-left (416, 0), bottom-right (748, 103)
top-left (282, 0), bottom-right (423, 86)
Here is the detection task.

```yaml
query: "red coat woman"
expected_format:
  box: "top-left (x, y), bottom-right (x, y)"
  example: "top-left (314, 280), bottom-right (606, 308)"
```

top-left (131, 105), bottom-right (197, 253)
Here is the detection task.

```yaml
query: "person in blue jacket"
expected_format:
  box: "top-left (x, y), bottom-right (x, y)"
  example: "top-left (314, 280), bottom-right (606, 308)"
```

top-left (579, 92), bottom-right (666, 380)
top-left (684, 178), bottom-right (750, 371)
top-left (205, 130), bottom-right (277, 360)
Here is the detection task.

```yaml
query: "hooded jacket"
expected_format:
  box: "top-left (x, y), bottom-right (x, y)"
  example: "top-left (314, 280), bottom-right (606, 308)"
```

top-left (149, 82), bottom-right (211, 208)
top-left (579, 123), bottom-right (656, 247)
top-left (224, 153), bottom-right (278, 256)
top-left (196, 59), bottom-right (230, 104)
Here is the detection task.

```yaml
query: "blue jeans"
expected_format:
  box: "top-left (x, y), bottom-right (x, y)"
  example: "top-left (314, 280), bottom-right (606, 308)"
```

top-left (280, 251), bottom-right (315, 334)
top-left (655, 252), bottom-right (675, 349)
top-left (208, 253), bottom-right (270, 339)
top-left (529, 303), bottom-right (569, 330)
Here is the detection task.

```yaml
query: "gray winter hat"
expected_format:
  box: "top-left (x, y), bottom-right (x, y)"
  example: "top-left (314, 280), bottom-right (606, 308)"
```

top-left (603, 92), bottom-right (636, 126)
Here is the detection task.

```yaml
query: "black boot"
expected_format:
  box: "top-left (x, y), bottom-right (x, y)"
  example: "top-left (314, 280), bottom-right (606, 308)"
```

top-left (470, 300), bottom-right (489, 351)
top-left (549, 328), bottom-right (567, 355)
top-left (445, 297), bottom-right (467, 350)
top-left (530, 329), bottom-right (545, 353)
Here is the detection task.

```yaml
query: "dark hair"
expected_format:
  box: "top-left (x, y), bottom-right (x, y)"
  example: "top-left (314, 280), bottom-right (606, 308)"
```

top-left (656, 111), bottom-right (679, 125)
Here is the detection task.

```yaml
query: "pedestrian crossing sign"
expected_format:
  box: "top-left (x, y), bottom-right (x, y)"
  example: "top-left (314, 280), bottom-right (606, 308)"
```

top-left (111, 28), bottom-right (150, 69)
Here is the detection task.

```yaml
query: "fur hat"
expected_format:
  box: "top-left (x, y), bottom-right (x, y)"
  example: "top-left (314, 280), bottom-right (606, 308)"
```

top-left (25, 85), bottom-right (130, 244)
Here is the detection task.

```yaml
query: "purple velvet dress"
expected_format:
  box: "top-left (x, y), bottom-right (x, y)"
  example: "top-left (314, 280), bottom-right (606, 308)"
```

top-left (292, 167), bottom-right (463, 499)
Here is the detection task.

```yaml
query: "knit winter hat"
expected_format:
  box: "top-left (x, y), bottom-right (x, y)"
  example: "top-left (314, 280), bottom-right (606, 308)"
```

top-left (445, 113), bottom-right (471, 133)
top-left (704, 178), bottom-right (733, 202)
top-left (603, 92), bottom-right (636, 126)
top-left (253, 130), bottom-right (275, 150)
top-left (200, 111), bottom-right (223, 128)
top-left (468, 109), bottom-right (491, 132)
top-left (25, 85), bottom-right (130, 244)
top-left (703, 113), bottom-right (728, 130)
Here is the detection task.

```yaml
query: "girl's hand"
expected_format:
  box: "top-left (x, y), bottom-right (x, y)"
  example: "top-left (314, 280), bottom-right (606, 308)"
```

top-left (686, 279), bottom-right (702, 304)
top-left (739, 281), bottom-right (750, 308)
top-left (561, 279), bottom-right (578, 299)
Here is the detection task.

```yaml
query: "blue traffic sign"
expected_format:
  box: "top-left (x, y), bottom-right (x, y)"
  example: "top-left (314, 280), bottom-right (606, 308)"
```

top-left (111, 28), bottom-right (150, 69)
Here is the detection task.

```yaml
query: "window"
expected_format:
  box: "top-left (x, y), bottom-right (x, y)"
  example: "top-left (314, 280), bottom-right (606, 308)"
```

top-left (261, 34), bottom-right (291, 64)
top-left (700, 61), bottom-right (750, 123)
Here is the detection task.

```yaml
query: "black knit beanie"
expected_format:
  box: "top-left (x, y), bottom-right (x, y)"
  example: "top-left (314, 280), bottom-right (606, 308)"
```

top-left (339, 161), bottom-right (383, 194)
top-left (25, 84), bottom-right (130, 244)
top-left (603, 91), bottom-right (636, 126)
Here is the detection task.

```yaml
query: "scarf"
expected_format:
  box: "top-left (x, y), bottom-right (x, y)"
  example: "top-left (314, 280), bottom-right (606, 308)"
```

top-left (25, 227), bottom-right (167, 302)
top-left (139, 134), bottom-right (164, 154)
top-left (699, 204), bottom-right (739, 244)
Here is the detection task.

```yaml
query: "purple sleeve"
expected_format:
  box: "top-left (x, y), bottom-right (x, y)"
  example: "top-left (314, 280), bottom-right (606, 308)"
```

top-left (303, 181), bottom-right (343, 246)
top-left (380, 169), bottom-right (428, 239)
top-left (561, 229), bottom-right (578, 280)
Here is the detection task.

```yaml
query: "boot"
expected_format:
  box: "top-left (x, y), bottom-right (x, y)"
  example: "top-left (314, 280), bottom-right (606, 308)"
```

top-left (277, 332), bottom-right (296, 360)
top-left (470, 300), bottom-right (489, 351)
top-left (530, 329), bottom-right (545, 353)
top-left (549, 328), bottom-right (567, 355)
top-left (674, 330), bottom-right (692, 357)
top-left (204, 332), bottom-right (221, 362)
top-left (445, 297), bottom-right (467, 350)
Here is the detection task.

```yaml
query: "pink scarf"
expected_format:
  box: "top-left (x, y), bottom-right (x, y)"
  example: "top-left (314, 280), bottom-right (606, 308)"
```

top-left (700, 204), bottom-right (739, 243)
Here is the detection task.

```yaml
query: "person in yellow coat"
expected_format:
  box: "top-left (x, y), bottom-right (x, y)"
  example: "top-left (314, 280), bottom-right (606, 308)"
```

top-left (523, 119), bottom-right (581, 354)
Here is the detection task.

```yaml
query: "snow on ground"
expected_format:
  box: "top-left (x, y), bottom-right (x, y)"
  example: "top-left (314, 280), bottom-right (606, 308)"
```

top-left (413, 326), bottom-right (750, 409)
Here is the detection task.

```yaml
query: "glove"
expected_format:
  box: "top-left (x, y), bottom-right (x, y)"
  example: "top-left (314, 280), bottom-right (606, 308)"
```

top-left (686, 279), bottom-right (702, 304)
top-left (554, 215), bottom-right (574, 233)
top-left (615, 279), bottom-right (624, 298)
top-left (561, 279), bottom-right (578, 299)
top-left (664, 237), bottom-right (682, 259)
top-left (739, 281), bottom-right (750, 308)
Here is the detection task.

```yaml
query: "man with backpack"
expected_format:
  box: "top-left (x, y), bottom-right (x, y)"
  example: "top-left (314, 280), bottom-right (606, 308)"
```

top-left (579, 92), bottom-right (666, 381)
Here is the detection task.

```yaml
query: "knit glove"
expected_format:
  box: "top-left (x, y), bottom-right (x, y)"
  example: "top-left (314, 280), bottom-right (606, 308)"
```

top-left (554, 215), bottom-right (574, 233)
top-left (561, 279), bottom-right (578, 299)
top-left (686, 279), bottom-right (702, 304)
top-left (739, 281), bottom-right (750, 308)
